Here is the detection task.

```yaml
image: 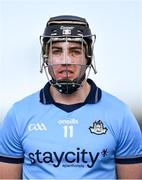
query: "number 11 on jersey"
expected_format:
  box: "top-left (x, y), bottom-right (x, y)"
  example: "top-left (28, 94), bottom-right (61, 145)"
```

top-left (63, 125), bottom-right (74, 138)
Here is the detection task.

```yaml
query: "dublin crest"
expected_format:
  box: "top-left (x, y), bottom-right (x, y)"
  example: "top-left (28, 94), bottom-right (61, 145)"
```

top-left (89, 120), bottom-right (108, 135)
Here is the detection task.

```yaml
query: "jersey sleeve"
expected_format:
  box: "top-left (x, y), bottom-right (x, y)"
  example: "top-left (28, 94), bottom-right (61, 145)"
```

top-left (115, 107), bottom-right (142, 164)
top-left (0, 106), bottom-right (24, 163)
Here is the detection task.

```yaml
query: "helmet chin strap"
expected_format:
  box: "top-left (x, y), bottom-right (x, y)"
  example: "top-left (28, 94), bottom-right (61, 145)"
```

top-left (51, 75), bottom-right (85, 94)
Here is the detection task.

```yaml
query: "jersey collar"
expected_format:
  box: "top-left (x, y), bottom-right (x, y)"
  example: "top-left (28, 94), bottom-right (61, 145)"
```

top-left (40, 79), bottom-right (102, 105)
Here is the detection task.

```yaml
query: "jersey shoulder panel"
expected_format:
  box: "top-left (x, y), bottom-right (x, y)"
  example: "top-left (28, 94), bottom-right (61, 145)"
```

top-left (0, 91), bottom-right (43, 159)
top-left (101, 90), bottom-right (128, 109)
top-left (101, 91), bottom-right (142, 159)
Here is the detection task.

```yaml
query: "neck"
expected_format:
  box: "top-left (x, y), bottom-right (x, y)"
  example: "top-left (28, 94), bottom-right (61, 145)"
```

top-left (50, 80), bottom-right (91, 105)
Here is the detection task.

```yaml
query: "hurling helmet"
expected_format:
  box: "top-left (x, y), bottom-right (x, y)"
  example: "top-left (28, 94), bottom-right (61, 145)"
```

top-left (40, 15), bottom-right (96, 94)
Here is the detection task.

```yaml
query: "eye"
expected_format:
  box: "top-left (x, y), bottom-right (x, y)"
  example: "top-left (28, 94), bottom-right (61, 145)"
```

top-left (52, 48), bottom-right (62, 55)
top-left (71, 49), bottom-right (82, 56)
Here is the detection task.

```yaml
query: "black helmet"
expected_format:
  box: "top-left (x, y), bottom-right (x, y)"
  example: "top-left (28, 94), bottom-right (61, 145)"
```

top-left (40, 15), bottom-right (96, 94)
top-left (41, 15), bottom-right (96, 65)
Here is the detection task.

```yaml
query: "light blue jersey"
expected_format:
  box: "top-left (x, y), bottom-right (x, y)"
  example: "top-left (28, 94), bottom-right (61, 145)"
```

top-left (0, 79), bottom-right (142, 179)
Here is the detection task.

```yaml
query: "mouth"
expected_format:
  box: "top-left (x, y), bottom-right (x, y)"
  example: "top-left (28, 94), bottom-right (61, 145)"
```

top-left (58, 69), bottom-right (74, 74)
top-left (57, 69), bottom-right (75, 79)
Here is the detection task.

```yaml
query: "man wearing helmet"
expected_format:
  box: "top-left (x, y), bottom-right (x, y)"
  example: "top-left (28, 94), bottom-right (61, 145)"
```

top-left (0, 15), bottom-right (142, 179)
top-left (40, 15), bottom-right (97, 95)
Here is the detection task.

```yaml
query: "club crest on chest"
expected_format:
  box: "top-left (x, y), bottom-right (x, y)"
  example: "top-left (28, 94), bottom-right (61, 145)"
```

top-left (89, 120), bottom-right (108, 135)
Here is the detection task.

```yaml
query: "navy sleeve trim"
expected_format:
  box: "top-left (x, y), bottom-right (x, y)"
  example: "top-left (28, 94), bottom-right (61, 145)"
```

top-left (0, 156), bottom-right (24, 164)
top-left (115, 156), bottom-right (142, 164)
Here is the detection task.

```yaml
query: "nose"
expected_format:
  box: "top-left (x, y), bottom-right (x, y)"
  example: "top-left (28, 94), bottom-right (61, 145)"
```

top-left (61, 45), bottom-right (75, 64)
top-left (62, 59), bottom-right (72, 64)
top-left (61, 63), bottom-right (72, 67)
top-left (61, 53), bottom-right (73, 64)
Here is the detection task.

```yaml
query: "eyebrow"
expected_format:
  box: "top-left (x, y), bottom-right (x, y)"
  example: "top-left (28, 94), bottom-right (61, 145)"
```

top-left (51, 45), bottom-right (82, 49)
top-left (52, 46), bottom-right (62, 49)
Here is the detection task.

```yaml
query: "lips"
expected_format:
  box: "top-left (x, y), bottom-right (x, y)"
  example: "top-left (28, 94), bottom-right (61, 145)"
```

top-left (56, 69), bottom-right (75, 79)
top-left (58, 69), bottom-right (74, 74)
top-left (48, 64), bottom-right (80, 80)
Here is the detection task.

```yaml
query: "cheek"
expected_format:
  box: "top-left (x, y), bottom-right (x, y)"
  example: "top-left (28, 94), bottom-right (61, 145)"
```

top-left (83, 57), bottom-right (88, 65)
top-left (48, 65), bottom-right (58, 77)
top-left (48, 57), bottom-right (63, 64)
top-left (48, 55), bottom-right (87, 65)
top-left (74, 56), bottom-right (87, 65)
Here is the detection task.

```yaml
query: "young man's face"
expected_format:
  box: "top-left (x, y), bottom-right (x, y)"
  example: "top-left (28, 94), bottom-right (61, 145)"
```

top-left (47, 41), bottom-right (87, 81)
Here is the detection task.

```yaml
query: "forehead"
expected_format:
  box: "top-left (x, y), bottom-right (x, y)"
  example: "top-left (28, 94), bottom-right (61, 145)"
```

top-left (51, 41), bottom-right (82, 48)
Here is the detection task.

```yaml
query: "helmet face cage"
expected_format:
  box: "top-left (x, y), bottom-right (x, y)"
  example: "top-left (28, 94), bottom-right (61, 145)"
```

top-left (40, 15), bottom-right (96, 94)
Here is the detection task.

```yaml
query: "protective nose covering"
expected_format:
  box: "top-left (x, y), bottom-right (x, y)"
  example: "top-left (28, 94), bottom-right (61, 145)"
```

top-left (42, 36), bottom-right (90, 94)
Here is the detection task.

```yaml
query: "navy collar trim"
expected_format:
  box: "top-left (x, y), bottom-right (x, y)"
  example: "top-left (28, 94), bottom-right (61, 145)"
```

top-left (40, 79), bottom-right (102, 112)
